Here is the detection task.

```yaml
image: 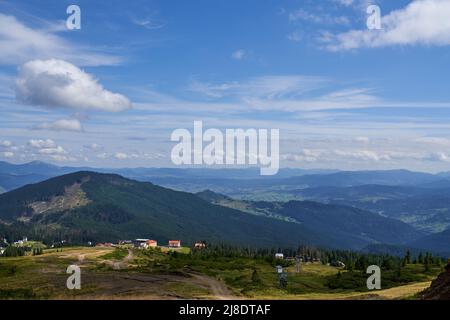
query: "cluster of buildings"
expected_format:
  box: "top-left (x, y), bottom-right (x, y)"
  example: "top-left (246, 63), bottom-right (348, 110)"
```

top-left (96, 238), bottom-right (206, 250)
top-left (12, 237), bottom-right (27, 246)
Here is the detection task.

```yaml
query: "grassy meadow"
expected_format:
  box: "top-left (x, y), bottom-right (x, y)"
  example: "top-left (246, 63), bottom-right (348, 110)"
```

top-left (0, 245), bottom-right (443, 300)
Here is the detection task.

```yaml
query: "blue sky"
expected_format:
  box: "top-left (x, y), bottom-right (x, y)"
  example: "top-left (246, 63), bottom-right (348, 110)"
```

top-left (1, 0), bottom-right (450, 172)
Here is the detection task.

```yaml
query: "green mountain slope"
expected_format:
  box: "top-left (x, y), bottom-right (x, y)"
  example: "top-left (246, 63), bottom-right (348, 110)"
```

top-left (197, 190), bottom-right (424, 250)
top-left (0, 171), bottom-right (336, 248)
top-left (410, 228), bottom-right (450, 255)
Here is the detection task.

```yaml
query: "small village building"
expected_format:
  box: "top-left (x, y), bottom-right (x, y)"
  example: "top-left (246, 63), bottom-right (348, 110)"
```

top-left (194, 242), bottom-right (206, 249)
top-left (146, 240), bottom-right (158, 248)
top-left (275, 253), bottom-right (284, 259)
top-left (168, 240), bottom-right (181, 248)
top-left (134, 239), bottom-right (149, 248)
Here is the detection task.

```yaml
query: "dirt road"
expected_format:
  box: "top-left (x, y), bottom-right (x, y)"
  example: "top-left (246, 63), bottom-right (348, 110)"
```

top-left (110, 249), bottom-right (134, 270)
top-left (189, 273), bottom-right (237, 300)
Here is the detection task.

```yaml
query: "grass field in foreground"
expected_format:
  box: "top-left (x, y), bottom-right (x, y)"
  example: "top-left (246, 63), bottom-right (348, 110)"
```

top-left (0, 246), bottom-right (442, 300)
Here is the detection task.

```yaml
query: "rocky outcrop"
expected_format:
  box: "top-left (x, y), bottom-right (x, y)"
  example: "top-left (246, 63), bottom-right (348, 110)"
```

top-left (422, 263), bottom-right (450, 300)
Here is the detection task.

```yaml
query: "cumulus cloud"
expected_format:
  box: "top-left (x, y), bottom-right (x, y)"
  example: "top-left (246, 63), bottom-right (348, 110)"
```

top-left (28, 139), bottom-right (56, 149)
top-left (38, 145), bottom-right (67, 155)
top-left (15, 59), bottom-right (132, 112)
top-left (35, 119), bottom-right (83, 132)
top-left (28, 139), bottom-right (67, 155)
top-left (325, 0), bottom-right (450, 51)
top-left (115, 152), bottom-right (129, 160)
top-left (114, 152), bottom-right (142, 160)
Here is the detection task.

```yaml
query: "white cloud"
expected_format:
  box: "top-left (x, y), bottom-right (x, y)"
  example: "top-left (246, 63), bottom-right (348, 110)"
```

top-left (0, 14), bottom-right (121, 66)
top-left (28, 139), bottom-right (67, 155)
top-left (132, 18), bottom-right (165, 30)
top-left (287, 31), bottom-right (303, 42)
top-left (84, 143), bottom-right (103, 152)
top-left (0, 140), bottom-right (13, 147)
top-left (289, 9), bottom-right (350, 25)
top-left (16, 59), bottom-right (132, 112)
top-left (334, 149), bottom-right (391, 161)
top-left (424, 152), bottom-right (450, 162)
top-left (28, 139), bottom-right (56, 149)
top-left (231, 49), bottom-right (246, 60)
top-left (114, 152), bottom-right (129, 160)
top-left (114, 152), bottom-right (141, 160)
top-left (97, 153), bottom-right (109, 159)
top-left (35, 119), bottom-right (83, 132)
top-left (415, 137), bottom-right (450, 146)
top-left (1, 151), bottom-right (14, 158)
top-left (325, 0), bottom-right (450, 51)
top-left (49, 154), bottom-right (75, 162)
top-left (38, 145), bottom-right (67, 155)
top-left (188, 75), bottom-right (328, 100)
top-left (354, 136), bottom-right (370, 143)
top-left (334, 0), bottom-right (354, 6)
top-left (138, 74), bottom-right (450, 116)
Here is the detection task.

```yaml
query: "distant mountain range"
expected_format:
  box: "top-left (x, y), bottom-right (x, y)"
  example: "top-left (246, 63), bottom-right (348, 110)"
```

top-left (1, 161), bottom-right (450, 197)
top-left (0, 161), bottom-right (449, 255)
top-left (0, 171), bottom-right (425, 251)
top-left (0, 160), bottom-right (336, 193)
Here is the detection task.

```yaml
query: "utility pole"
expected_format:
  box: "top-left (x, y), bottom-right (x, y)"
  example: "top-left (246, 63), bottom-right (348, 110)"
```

top-left (295, 256), bottom-right (301, 273)
top-left (276, 265), bottom-right (288, 288)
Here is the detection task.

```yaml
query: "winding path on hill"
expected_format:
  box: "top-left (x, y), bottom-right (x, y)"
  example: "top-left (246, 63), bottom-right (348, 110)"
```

top-left (188, 272), bottom-right (237, 300)
top-left (112, 249), bottom-right (134, 270)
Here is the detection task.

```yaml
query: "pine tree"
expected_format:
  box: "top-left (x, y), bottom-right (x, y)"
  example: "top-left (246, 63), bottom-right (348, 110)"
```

top-left (251, 269), bottom-right (261, 285)
top-left (405, 250), bottom-right (411, 264)
top-left (418, 253), bottom-right (424, 264)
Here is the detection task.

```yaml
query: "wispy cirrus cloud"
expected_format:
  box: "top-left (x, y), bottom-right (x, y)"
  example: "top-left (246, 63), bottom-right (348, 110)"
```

top-left (34, 119), bottom-right (83, 132)
top-left (289, 8), bottom-right (350, 25)
top-left (132, 18), bottom-right (166, 30)
top-left (188, 75), bottom-right (329, 101)
top-left (0, 13), bottom-right (121, 66)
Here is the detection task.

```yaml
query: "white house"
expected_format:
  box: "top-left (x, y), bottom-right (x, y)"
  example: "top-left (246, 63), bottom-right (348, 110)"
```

top-left (168, 240), bottom-right (181, 248)
top-left (275, 253), bottom-right (284, 259)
